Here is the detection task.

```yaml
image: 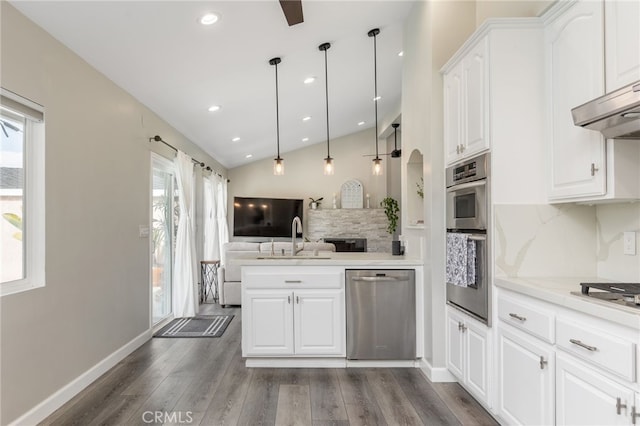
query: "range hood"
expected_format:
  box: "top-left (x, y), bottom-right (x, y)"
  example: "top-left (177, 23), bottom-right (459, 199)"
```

top-left (572, 80), bottom-right (640, 139)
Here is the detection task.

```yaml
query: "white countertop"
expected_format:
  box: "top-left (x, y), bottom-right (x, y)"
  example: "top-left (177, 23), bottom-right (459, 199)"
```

top-left (238, 252), bottom-right (423, 267)
top-left (495, 276), bottom-right (640, 330)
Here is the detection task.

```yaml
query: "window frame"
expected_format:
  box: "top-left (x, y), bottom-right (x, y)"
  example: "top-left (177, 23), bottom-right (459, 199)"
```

top-left (1, 89), bottom-right (45, 296)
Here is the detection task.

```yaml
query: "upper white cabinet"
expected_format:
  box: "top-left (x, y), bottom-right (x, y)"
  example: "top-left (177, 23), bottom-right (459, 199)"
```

top-left (545, 0), bottom-right (606, 201)
top-left (442, 20), bottom-right (548, 203)
top-left (605, 0), bottom-right (640, 91)
top-left (544, 0), bottom-right (640, 203)
top-left (443, 36), bottom-right (489, 165)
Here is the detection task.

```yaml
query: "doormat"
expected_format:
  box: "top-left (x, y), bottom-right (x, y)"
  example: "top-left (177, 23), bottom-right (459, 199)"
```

top-left (154, 315), bottom-right (233, 338)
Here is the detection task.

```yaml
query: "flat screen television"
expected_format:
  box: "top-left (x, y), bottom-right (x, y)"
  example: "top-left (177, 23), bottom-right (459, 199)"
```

top-left (233, 197), bottom-right (303, 238)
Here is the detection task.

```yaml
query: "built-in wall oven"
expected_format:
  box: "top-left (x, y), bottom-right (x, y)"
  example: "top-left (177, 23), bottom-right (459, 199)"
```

top-left (445, 153), bottom-right (490, 325)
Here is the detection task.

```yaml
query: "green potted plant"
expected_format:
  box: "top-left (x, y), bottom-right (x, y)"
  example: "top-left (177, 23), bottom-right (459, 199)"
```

top-left (380, 197), bottom-right (402, 255)
top-left (309, 197), bottom-right (323, 210)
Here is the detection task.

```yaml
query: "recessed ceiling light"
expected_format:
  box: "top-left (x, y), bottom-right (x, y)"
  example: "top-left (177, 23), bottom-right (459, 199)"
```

top-left (373, 96), bottom-right (382, 101)
top-left (358, 121), bottom-right (365, 126)
top-left (245, 154), bottom-right (253, 159)
top-left (200, 13), bottom-right (219, 25)
top-left (398, 51), bottom-right (404, 57)
top-left (302, 116), bottom-right (311, 121)
top-left (304, 77), bottom-right (316, 84)
top-left (302, 137), bottom-right (309, 142)
top-left (208, 105), bottom-right (221, 112)
top-left (232, 137), bottom-right (241, 142)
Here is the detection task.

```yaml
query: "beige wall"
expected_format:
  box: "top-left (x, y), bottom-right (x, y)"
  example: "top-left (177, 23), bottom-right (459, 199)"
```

top-left (0, 4), bottom-right (225, 424)
top-left (227, 127), bottom-right (388, 239)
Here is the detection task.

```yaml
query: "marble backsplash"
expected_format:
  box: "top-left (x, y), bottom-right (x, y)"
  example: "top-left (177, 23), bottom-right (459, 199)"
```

top-left (494, 203), bottom-right (640, 281)
top-left (596, 203), bottom-right (640, 282)
top-left (493, 204), bottom-right (597, 277)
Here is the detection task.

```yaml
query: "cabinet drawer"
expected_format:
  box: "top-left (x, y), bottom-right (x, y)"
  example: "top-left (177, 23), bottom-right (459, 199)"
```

top-left (243, 267), bottom-right (343, 289)
top-left (556, 317), bottom-right (636, 382)
top-left (498, 294), bottom-right (555, 343)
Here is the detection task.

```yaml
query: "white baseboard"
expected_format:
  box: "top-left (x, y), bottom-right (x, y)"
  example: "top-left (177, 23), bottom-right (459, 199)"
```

top-left (346, 359), bottom-right (419, 368)
top-left (245, 358), bottom-right (347, 368)
top-left (418, 358), bottom-right (458, 383)
top-left (9, 329), bottom-right (152, 426)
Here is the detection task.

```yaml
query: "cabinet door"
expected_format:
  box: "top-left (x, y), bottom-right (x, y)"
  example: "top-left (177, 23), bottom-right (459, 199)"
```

top-left (605, 0), bottom-right (640, 91)
top-left (556, 351), bottom-right (635, 425)
top-left (465, 319), bottom-right (490, 405)
top-left (462, 37), bottom-right (489, 159)
top-left (293, 290), bottom-right (345, 356)
top-left (446, 309), bottom-right (465, 380)
top-left (547, 0), bottom-right (606, 200)
top-left (444, 62), bottom-right (463, 165)
top-left (497, 325), bottom-right (554, 426)
top-left (243, 290), bottom-right (294, 356)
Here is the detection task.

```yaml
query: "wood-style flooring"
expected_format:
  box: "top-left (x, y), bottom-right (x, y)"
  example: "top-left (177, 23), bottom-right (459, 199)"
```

top-left (41, 304), bottom-right (498, 426)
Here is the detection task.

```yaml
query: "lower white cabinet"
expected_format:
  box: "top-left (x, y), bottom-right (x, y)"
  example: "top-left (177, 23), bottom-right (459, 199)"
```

top-left (446, 307), bottom-right (491, 406)
top-left (243, 288), bottom-right (344, 356)
top-left (497, 324), bottom-right (554, 426)
top-left (556, 351), bottom-right (636, 426)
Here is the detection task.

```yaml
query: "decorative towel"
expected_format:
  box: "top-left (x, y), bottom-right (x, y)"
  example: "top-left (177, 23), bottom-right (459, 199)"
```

top-left (446, 233), bottom-right (476, 287)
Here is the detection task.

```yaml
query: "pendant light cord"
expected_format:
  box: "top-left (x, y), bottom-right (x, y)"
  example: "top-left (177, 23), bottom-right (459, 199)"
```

top-left (374, 32), bottom-right (378, 158)
top-left (275, 61), bottom-right (281, 159)
top-left (324, 47), bottom-right (330, 158)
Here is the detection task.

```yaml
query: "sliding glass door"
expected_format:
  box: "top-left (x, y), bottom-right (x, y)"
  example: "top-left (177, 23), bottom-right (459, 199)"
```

top-left (151, 156), bottom-right (178, 324)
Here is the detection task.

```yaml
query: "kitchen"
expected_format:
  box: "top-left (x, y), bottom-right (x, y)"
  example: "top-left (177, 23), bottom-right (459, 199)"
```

top-left (1, 1), bottom-right (640, 425)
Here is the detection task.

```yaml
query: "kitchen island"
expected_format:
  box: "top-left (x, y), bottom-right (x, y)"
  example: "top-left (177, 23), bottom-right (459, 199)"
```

top-left (238, 252), bottom-right (424, 368)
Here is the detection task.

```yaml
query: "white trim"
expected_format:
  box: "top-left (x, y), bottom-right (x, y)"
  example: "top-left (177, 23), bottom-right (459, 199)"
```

top-left (418, 358), bottom-right (458, 383)
top-left (1, 115), bottom-right (45, 296)
top-left (346, 360), bottom-right (419, 368)
top-left (8, 329), bottom-right (152, 426)
top-left (245, 358), bottom-right (347, 368)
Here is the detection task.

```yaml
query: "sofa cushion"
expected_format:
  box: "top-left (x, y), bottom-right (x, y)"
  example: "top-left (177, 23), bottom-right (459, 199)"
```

top-left (222, 242), bottom-right (260, 281)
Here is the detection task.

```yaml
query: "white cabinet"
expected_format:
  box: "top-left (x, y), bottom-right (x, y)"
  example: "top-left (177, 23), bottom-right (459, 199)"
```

top-left (605, 0), bottom-right (640, 91)
top-left (242, 267), bottom-right (345, 357)
top-left (556, 351), bottom-right (636, 426)
top-left (446, 307), bottom-right (490, 406)
top-left (545, 0), bottom-right (606, 201)
top-left (443, 37), bottom-right (489, 165)
top-left (497, 324), bottom-right (554, 426)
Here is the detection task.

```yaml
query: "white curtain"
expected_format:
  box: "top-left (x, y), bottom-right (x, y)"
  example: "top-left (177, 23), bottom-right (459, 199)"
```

top-left (215, 174), bottom-right (230, 265)
top-left (203, 175), bottom-right (219, 261)
top-left (172, 151), bottom-right (197, 317)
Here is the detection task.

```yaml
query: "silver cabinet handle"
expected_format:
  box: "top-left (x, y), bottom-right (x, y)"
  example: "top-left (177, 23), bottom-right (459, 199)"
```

top-left (509, 313), bottom-right (527, 322)
top-left (285, 280), bottom-right (302, 283)
top-left (287, 295), bottom-right (291, 304)
top-left (456, 145), bottom-right (460, 154)
top-left (296, 296), bottom-right (300, 304)
top-left (458, 322), bottom-right (467, 332)
top-left (569, 339), bottom-right (598, 352)
top-left (591, 163), bottom-right (599, 176)
top-left (539, 356), bottom-right (547, 370)
top-left (631, 405), bottom-right (639, 425)
top-left (617, 397), bottom-right (627, 415)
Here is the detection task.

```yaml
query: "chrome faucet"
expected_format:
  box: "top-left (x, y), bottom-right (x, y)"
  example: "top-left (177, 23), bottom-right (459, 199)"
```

top-left (291, 216), bottom-right (303, 255)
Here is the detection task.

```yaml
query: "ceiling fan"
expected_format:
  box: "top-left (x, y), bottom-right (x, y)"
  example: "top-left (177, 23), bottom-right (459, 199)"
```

top-left (279, 0), bottom-right (304, 26)
top-left (363, 123), bottom-right (402, 158)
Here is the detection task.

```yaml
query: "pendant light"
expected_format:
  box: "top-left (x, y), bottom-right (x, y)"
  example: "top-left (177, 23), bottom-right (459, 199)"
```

top-left (319, 42), bottom-right (334, 175)
top-left (270, 57), bottom-right (284, 175)
top-left (368, 28), bottom-right (382, 176)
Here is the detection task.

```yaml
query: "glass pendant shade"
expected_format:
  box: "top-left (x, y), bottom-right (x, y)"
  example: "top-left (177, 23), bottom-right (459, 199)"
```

top-left (372, 157), bottom-right (383, 176)
top-left (324, 157), bottom-right (334, 175)
top-left (274, 157), bottom-right (284, 175)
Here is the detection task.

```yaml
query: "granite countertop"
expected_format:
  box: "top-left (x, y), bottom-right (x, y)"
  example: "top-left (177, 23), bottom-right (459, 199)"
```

top-left (238, 252), bottom-right (423, 267)
top-left (495, 276), bottom-right (640, 330)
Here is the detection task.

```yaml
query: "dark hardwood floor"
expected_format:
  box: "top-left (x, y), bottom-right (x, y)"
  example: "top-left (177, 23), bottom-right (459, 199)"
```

top-left (40, 304), bottom-right (497, 426)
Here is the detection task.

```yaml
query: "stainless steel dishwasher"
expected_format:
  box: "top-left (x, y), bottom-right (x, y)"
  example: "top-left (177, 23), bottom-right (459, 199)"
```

top-left (346, 269), bottom-right (416, 360)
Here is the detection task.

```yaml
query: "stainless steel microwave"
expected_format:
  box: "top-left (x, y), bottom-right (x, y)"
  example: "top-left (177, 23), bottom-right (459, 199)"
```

top-left (446, 153), bottom-right (489, 231)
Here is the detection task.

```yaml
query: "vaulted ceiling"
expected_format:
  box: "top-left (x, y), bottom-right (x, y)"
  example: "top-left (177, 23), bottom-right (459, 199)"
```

top-left (11, 1), bottom-right (414, 168)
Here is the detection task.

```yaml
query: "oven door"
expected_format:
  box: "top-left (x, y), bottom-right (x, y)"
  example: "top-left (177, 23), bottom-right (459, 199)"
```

top-left (446, 180), bottom-right (487, 230)
top-left (446, 232), bottom-right (489, 325)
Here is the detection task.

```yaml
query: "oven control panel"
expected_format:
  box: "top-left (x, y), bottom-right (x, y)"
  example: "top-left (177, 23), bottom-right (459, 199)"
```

top-left (446, 153), bottom-right (489, 187)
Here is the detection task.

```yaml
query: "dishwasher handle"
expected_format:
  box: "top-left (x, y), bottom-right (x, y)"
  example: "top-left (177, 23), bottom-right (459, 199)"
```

top-left (351, 276), bottom-right (409, 282)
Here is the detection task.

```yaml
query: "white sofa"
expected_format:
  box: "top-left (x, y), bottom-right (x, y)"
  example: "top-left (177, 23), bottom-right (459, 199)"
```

top-left (218, 241), bottom-right (336, 307)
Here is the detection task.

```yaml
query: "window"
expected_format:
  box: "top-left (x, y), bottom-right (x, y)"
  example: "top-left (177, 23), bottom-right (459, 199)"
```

top-left (0, 88), bottom-right (45, 296)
